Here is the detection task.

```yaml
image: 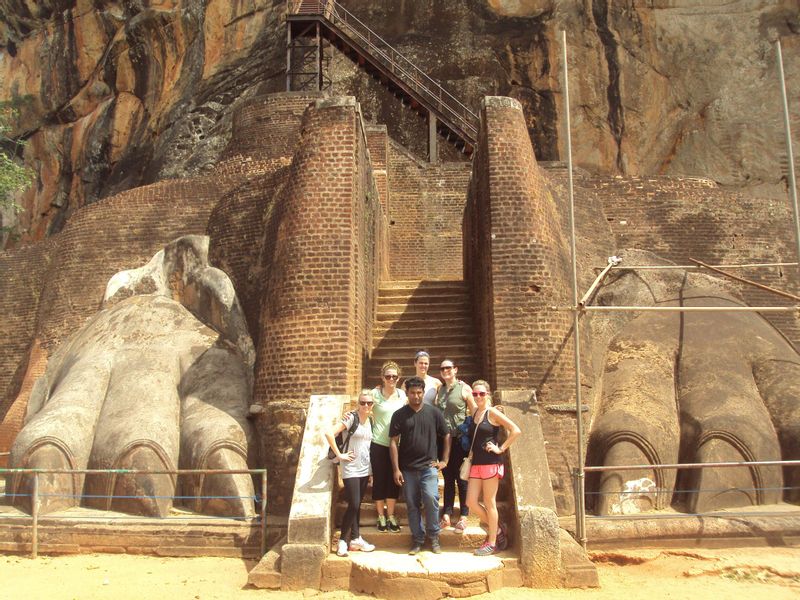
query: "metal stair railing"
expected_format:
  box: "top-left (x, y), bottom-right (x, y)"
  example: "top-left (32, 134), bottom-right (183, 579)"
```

top-left (289, 0), bottom-right (479, 146)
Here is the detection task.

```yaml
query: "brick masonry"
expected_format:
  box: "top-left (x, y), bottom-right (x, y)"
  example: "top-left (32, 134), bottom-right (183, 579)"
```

top-left (464, 97), bottom-right (585, 514)
top-left (252, 97), bottom-right (385, 512)
top-left (593, 176), bottom-right (800, 347)
top-left (386, 141), bottom-right (471, 279)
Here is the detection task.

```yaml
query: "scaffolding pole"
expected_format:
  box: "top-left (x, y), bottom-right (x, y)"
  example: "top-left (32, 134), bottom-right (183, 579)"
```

top-left (562, 29), bottom-right (587, 549)
top-left (777, 39), bottom-right (800, 272)
top-left (690, 258), bottom-right (800, 302)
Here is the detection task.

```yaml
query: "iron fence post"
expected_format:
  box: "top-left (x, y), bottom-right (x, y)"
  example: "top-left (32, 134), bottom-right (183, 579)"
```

top-left (260, 470), bottom-right (268, 557)
top-left (31, 472), bottom-right (39, 559)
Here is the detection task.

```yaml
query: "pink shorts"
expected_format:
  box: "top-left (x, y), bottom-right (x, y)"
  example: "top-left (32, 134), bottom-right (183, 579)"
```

top-left (469, 463), bottom-right (504, 480)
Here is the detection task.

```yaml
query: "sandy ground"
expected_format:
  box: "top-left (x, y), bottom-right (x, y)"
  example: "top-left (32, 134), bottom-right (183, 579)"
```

top-left (0, 547), bottom-right (798, 600)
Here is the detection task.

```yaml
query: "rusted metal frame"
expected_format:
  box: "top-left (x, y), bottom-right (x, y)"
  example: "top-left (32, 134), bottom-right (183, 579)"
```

top-left (585, 460), bottom-right (800, 523)
top-left (596, 262), bottom-right (799, 271)
top-left (7, 467), bottom-right (270, 559)
top-left (690, 258), bottom-right (800, 302)
top-left (582, 305), bottom-right (798, 313)
top-left (589, 510), bottom-right (800, 521)
top-left (330, 20), bottom-right (475, 138)
top-left (287, 21), bottom-right (323, 91)
top-left (324, 1), bottom-right (479, 131)
top-left (585, 459), bottom-right (800, 472)
top-left (288, 8), bottom-right (478, 145)
top-left (321, 18), bottom-right (476, 146)
top-left (0, 468), bottom-right (266, 475)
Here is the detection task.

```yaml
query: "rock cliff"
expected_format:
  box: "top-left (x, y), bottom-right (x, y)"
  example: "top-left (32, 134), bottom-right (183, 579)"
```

top-left (0, 0), bottom-right (798, 244)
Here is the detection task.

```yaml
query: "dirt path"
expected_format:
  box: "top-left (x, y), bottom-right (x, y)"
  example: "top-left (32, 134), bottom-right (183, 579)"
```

top-left (0, 547), bottom-right (798, 599)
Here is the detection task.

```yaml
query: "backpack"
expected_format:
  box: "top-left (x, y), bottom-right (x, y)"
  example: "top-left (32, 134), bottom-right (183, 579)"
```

top-left (327, 411), bottom-right (362, 461)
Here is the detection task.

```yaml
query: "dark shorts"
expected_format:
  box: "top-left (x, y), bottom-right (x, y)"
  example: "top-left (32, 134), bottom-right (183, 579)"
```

top-left (370, 443), bottom-right (400, 501)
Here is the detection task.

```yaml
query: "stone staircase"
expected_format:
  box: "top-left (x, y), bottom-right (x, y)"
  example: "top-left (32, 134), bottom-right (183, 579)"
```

top-left (367, 280), bottom-right (481, 385)
top-left (326, 476), bottom-right (521, 596)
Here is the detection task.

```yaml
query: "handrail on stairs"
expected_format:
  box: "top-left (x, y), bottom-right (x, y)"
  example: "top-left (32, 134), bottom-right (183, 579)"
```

top-left (289, 0), bottom-right (479, 145)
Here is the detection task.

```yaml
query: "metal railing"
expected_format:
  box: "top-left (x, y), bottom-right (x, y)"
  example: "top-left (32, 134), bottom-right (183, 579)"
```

top-left (289, 0), bottom-right (479, 145)
top-left (578, 460), bottom-right (800, 533)
top-left (0, 467), bottom-right (267, 558)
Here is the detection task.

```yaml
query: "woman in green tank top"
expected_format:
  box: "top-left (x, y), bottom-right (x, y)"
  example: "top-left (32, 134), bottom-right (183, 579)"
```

top-left (370, 361), bottom-right (407, 532)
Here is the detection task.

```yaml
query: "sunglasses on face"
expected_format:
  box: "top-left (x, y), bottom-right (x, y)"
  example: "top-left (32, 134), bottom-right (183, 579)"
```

top-left (472, 391), bottom-right (489, 397)
top-left (359, 400), bottom-right (374, 406)
top-left (440, 366), bottom-right (454, 371)
top-left (383, 374), bottom-right (399, 380)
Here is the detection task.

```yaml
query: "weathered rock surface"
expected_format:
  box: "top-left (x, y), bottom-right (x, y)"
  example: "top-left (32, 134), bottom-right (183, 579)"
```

top-left (1, 0), bottom-right (797, 245)
top-left (6, 235), bottom-right (258, 518)
top-left (585, 249), bottom-right (800, 514)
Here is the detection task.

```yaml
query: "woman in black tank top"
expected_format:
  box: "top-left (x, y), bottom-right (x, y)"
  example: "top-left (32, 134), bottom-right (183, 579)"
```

top-left (464, 380), bottom-right (521, 556)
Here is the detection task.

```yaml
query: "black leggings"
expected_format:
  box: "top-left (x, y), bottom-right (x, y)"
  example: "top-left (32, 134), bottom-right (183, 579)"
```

top-left (442, 438), bottom-right (469, 518)
top-left (341, 475), bottom-right (369, 544)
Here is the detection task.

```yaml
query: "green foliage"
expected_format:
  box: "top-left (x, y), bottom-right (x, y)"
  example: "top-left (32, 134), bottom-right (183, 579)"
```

top-left (0, 104), bottom-right (33, 215)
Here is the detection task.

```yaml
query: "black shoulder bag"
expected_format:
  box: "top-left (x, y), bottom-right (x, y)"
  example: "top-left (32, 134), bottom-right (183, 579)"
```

top-left (328, 411), bottom-right (360, 461)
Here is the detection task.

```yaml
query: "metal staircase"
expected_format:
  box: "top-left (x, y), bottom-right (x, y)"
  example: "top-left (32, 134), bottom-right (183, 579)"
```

top-left (287, 0), bottom-right (478, 158)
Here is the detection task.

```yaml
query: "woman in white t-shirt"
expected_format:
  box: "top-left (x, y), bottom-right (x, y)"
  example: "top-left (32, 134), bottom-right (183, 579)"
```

top-left (325, 390), bottom-right (376, 557)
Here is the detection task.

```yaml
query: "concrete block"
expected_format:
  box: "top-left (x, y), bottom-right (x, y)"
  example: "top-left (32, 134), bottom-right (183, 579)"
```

top-left (518, 505), bottom-right (562, 588)
top-left (287, 395), bottom-right (349, 546)
top-left (280, 543), bottom-right (326, 590)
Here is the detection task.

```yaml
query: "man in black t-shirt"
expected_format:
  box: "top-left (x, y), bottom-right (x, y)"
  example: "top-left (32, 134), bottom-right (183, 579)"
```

top-left (389, 376), bottom-right (451, 555)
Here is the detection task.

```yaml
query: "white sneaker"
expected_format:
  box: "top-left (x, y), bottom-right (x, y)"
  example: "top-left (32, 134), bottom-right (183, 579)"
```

top-left (349, 536), bottom-right (375, 552)
top-left (336, 539), bottom-right (349, 557)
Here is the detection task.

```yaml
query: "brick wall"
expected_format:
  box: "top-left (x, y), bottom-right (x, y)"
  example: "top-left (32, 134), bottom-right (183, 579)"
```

top-left (594, 176), bottom-right (800, 347)
top-left (387, 141), bottom-right (471, 279)
top-left (0, 241), bottom-right (53, 464)
top-left (464, 97), bottom-right (587, 514)
top-left (365, 125), bottom-right (389, 212)
top-left (219, 92), bottom-right (323, 167)
top-left (252, 97), bottom-right (384, 512)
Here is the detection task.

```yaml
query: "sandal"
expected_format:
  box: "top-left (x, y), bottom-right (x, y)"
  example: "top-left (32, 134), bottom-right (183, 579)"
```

top-left (454, 517), bottom-right (468, 533)
top-left (439, 514), bottom-right (451, 529)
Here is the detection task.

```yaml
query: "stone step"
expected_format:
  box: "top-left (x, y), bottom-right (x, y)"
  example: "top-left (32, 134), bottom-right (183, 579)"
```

top-left (372, 329), bottom-right (476, 344)
top-left (378, 289), bottom-right (469, 302)
top-left (322, 550), bottom-right (523, 597)
top-left (332, 500), bottom-right (515, 527)
top-left (370, 343), bottom-right (474, 360)
top-left (372, 318), bottom-right (473, 334)
top-left (333, 524), bottom-right (489, 550)
top-left (376, 304), bottom-right (470, 318)
top-left (379, 279), bottom-right (466, 291)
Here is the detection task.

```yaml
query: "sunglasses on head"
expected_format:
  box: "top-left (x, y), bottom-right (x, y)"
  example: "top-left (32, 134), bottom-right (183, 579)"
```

top-left (383, 374), bottom-right (399, 380)
top-left (471, 391), bottom-right (489, 397)
top-left (359, 400), bottom-right (374, 406)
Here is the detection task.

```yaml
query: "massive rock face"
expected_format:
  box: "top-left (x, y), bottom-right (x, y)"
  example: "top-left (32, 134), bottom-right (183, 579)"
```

top-left (0, 0), bottom-right (797, 246)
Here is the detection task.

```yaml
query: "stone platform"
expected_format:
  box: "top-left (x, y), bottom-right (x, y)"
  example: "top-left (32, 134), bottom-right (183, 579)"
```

top-left (0, 503), bottom-right (265, 558)
top-left (321, 549), bottom-right (522, 599)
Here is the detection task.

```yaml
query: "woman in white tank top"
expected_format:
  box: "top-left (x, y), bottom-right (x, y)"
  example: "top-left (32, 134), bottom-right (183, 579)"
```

top-left (408, 350), bottom-right (441, 406)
